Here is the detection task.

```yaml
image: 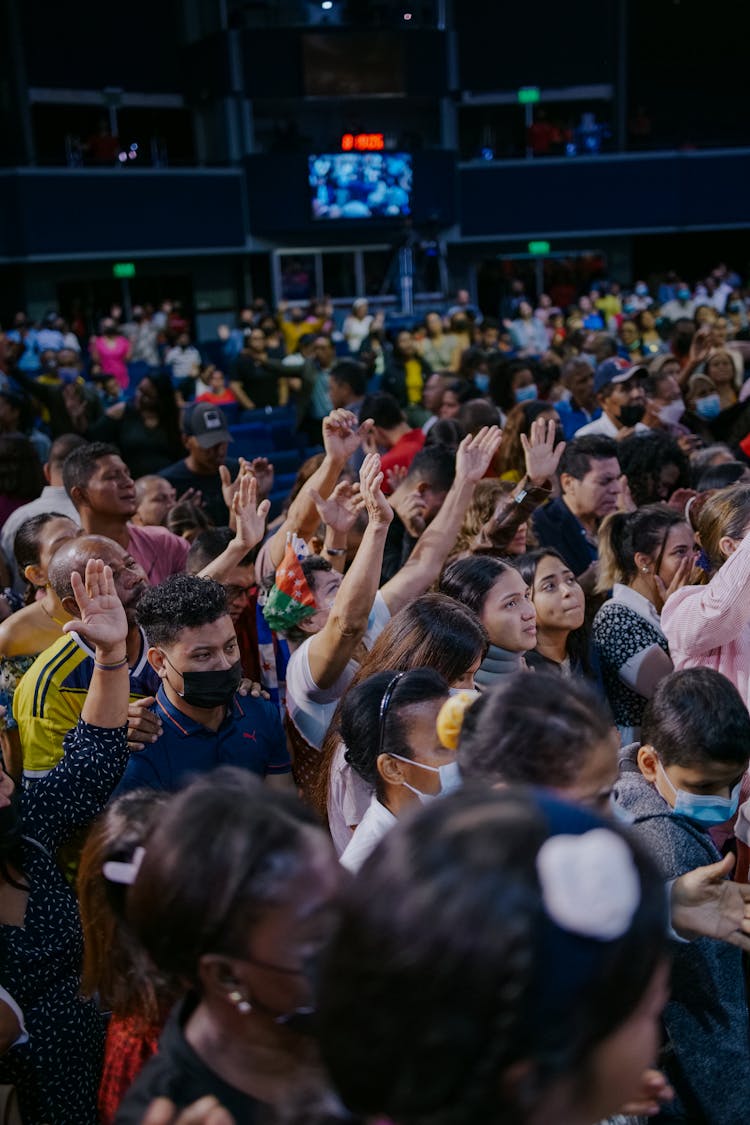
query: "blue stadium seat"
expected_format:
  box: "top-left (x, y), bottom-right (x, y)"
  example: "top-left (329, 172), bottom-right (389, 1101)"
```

top-left (267, 449), bottom-right (303, 475)
top-left (228, 422), bottom-right (274, 457)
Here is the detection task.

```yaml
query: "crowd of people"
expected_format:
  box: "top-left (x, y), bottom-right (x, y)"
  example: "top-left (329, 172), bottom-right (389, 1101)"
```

top-left (2, 262), bottom-right (750, 1124)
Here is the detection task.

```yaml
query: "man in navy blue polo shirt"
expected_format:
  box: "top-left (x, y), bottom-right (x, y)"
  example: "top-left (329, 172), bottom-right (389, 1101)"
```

top-left (113, 573), bottom-right (292, 795)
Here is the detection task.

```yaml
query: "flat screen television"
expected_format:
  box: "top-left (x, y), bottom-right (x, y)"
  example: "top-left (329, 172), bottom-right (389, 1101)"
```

top-left (309, 152), bottom-right (413, 220)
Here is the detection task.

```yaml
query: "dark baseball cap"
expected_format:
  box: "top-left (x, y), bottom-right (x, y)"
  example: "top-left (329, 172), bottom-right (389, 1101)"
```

top-left (593, 357), bottom-right (648, 396)
top-left (182, 402), bottom-right (232, 448)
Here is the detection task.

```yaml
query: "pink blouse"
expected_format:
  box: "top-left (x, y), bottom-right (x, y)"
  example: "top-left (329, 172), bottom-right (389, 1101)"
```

top-left (92, 335), bottom-right (131, 389)
top-left (662, 533), bottom-right (750, 709)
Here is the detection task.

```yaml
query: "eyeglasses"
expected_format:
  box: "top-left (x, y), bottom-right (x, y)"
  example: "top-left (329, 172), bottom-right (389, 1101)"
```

top-left (224, 583), bottom-right (258, 602)
top-left (378, 671), bottom-right (406, 758)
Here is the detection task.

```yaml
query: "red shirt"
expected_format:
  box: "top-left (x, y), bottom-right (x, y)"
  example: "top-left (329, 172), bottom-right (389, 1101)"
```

top-left (381, 429), bottom-right (426, 494)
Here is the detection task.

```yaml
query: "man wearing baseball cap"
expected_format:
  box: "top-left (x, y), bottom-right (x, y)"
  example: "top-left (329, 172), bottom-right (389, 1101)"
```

top-left (158, 402), bottom-right (239, 525)
top-left (575, 358), bottom-right (649, 439)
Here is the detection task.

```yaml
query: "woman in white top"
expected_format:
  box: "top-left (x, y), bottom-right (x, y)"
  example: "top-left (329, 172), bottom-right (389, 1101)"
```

top-left (592, 506), bottom-right (697, 743)
top-left (312, 593), bottom-right (487, 856)
top-left (338, 668), bottom-right (454, 872)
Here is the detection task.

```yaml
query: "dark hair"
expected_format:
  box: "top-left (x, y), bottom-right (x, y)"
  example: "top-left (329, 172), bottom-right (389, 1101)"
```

top-left (424, 419), bottom-right (465, 453)
top-left (186, 527), bottom-right (256, 573)
top-left (488, 358), bottom-right (538, 413)
top-left (515, 548), bottom-right (591, 674)
top-left (127, 768), bottom-right (320, 986)
top-left (642, 668), bottom-right (750, 768)
top-left (404, 446), bottom-right (456, 492)
top-left (0, 433), bottom-right (44, 500)
top-left (311, 593), bottom-right (488, 817)
top-left (330, 360), bottom-right (367, 398)
top-left (617, 432), bottom-right (689, 507)
top-left (457, 399), bottom-right (500, 436)
top-left (12, 511), bottom-right (75, 574)
top-left (137, 373), bottom-right (182, 457)
top-left (165, 501), bottom-right (214, 540)
top-left (79, 790), bottom-right (173, 1020)
top-left (341, 668), bottom-right (449, 796)
top-left (459, 671), bottom-right (613, 786)
top-left (136, 573), bottom-right (229, 647)
top-left (439, 556), bottom-right (517, 618)
top-left (317, 787), bottom-right (667, 1125)
top-left (360, 393), bottom-right (405, 431)
top-left (48, 432), bottom-right (88, 471)
top-left (696, 461), bottom-right (748, 492)
top-left (596, 506), bottom-right (687, 591)
top-left (62, 441), bottom-right (122, 497)
top-left (558, 435), bottom-right (619, 482)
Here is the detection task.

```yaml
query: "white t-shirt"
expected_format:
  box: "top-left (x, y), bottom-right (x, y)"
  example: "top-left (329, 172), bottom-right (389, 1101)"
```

top-left (285, 591), bottom-right (391, 750)
top-left (327, 740), bottom-right (373, 856)
top-left (340, 794), bottom-right (397, 872)
top-left (0, 985), bottom-right (28, 1046)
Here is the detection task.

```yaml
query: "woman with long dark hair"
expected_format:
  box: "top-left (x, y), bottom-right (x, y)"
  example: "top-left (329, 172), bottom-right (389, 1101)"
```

top-left (91, 374), bottom-right (183, 478)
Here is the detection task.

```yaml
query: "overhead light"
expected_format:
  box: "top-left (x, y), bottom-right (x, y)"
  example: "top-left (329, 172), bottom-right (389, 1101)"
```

top-left (403, 11), bottom-right (412, 19)
top-left (321, 1), bottom-right (333, 8)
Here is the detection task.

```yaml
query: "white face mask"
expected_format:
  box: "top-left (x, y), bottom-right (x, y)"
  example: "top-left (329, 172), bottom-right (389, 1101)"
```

top-left (389, 754), bottom-right (462, 803)
top-left (657, 399), bottom-right (685, 427)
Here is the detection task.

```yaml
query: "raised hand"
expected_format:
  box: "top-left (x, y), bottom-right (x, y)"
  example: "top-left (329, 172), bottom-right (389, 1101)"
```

top-left (520, 416), bottom-right (565, 487)
top-left (323, 408), bottom-right (374, 462)
top-left (359, 452), bottom-right (393, 528)
top-left (219, 457), bottom-right (253, 513)
top-left (248, 456), bottom-right (274, 500)
top-left (62, 559), bottom-right (128, 657)
top-left (391, 488), bottom-right (427, 537)
top-left (653, 554), bottom-right (695, 610)
top-left (140, 1095), bottom-right (235, 1125)
top-left (455, 425), bottom-right (503, 484)
top-left (232, 473), bottom-right (271, 552)
top-left (309, 480), bottom-right (364, 534)
top-left (385, 463), bottom-right (408, 494)
top-left (616, 474), bottom-right (637, 513)
top-left (176, 487), bottom-right (204, 509)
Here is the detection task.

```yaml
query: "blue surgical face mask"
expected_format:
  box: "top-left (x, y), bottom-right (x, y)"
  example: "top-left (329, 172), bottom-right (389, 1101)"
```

top-left (658, 761), bottom-right (741, 827)
top-left (677, 288), bottom-right (691, 301)
top-left (389, 753), bottom-right (462, 802)
top-left (694, 393), bottom-right (721, 420)
top-left (474, 373), bottom-right (491, 393)
top-left (515, 383), bottom-right (538, 403)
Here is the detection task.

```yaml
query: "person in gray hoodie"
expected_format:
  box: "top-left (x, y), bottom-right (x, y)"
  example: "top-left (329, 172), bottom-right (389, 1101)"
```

top-left (614, 667), bottom-right (750, 1124)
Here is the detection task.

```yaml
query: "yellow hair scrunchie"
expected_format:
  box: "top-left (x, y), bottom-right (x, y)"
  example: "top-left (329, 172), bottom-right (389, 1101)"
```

top-left (436, 691), bottom-right (480, 751)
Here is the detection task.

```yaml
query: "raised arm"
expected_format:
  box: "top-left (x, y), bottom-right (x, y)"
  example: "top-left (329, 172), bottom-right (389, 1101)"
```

top-left (307, 453), bottom-right (392, 690)
top-left (381, 426), bottom-right (503, 615)
top-left (22, 559), bottom-right (131, 851)
top-left (265, 409), bottom-right (373, 569)
top-left (197, 474), bottom-right (270, 583)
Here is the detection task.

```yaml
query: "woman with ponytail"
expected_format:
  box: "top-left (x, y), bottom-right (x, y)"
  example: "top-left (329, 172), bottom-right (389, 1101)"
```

top-left (592, 506), bottom-right (696, 742)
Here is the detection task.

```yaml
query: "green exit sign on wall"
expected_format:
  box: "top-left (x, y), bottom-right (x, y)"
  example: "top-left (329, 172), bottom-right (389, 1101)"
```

top-left (112, 262), bottom-right (136, 279)
top-left (517, 87), bottom-right (541, 104)
top-left (528, 241), bottom-right (551, 255)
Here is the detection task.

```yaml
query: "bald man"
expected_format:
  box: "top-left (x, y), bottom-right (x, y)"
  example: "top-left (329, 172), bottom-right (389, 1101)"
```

top-left (132, 475), bottom-right (177, 528)
top-left (13, 534), bottom-right (159, 783)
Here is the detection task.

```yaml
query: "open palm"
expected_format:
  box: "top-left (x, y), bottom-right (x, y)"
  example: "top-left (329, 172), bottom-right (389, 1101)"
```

top-left (62, 559), bottom-right (128, 653)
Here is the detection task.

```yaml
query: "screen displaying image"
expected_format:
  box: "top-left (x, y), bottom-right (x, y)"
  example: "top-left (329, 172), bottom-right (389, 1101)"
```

top-left (309, 153), bottom-right (413, 220)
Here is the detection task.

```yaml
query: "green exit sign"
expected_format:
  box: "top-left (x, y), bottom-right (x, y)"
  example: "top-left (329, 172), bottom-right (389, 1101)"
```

top-left (113, 262), bottom-right (136, 279)
top-left (528, 240), bottom-right (550, 255)
top-left (517, 86), bottom-right (541, 104)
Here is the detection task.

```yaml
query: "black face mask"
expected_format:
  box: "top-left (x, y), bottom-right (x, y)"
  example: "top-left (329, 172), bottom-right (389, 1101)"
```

top-left (619, 403), bottom-right (645, 427)
top-left (163, 654), bottom-right (243, 709)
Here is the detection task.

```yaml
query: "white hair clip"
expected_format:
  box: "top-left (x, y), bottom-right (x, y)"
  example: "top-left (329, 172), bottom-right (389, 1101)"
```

top-left (536, 829), bottom-right (641, 941)
top-left (103, 846), bottom-right (145, 887)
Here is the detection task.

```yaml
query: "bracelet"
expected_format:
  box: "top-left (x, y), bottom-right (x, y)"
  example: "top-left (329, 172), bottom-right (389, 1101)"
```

top-left (324, 547), bottom-right (347, 556)
top-left (94, 656), bottom-right (128, 671)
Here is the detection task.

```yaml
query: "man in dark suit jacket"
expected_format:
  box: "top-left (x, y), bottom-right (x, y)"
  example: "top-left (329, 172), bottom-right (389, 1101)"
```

top-left (532, 434), bottom-right (622, 594)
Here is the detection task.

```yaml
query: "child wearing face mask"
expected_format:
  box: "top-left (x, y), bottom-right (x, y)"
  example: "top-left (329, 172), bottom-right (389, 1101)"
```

top-left (613, 668), bottom-right (750, 1125)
